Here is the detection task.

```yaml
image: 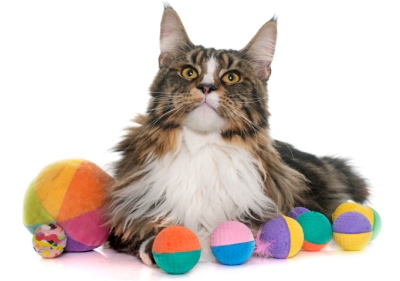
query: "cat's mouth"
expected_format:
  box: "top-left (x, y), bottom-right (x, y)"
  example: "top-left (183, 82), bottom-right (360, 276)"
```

top-left (184, 96), bottom-right (225, 132)
top-left (193, 101), bottom-right (217, 112)
top-left (192, 94), bottom-right (219, 113)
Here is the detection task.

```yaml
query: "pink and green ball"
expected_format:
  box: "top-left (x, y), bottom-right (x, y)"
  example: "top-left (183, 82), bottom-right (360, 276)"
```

top-left (23, 159), bottom-right (114, 255)
top-left (287, 207), bottom-right (332, 251)
top-left (210, 221), bottom-right (255, 265)
top-left (256, 215), bottom-right (304, 259)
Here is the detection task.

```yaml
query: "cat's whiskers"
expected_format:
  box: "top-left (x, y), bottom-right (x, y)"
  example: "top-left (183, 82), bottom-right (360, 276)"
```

top-left (240, 96), bottom-right (268, 105)
top-left (124, 105), bottom-right (187, 152)
top-left (225, 106), bottom-right (257, 139)
top-left (224, 107), bottom-right (248, 138)
top-left (230, 106), bottom-right (259, 132)
top-left (146, 105), bottom-right (186, 130)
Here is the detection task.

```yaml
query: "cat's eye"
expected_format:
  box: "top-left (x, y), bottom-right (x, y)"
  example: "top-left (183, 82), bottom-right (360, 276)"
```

top-left (222, 72), bottom-right (241, 85)
top-left (181, 67), bottom-right (198, 80)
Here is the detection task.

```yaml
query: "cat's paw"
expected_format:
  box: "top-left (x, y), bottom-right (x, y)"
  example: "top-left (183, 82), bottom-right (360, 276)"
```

top-left (139, 236), bottom-right (157, 267)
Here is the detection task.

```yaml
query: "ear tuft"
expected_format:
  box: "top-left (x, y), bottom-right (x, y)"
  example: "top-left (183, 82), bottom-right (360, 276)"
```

top-left (163, 1), bottom-right (173, 9)
top-left (241, 19), bottom-right (277, 80)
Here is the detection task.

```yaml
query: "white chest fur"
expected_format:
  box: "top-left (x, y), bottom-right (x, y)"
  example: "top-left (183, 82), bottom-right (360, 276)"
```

top-left (124, 127), bottom-right (275, 261)
top-left (159, 127), bottom-right (273, 229)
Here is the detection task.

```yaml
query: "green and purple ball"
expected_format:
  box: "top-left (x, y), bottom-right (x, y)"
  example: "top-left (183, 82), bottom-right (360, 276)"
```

top-left (287, 207), bottom-right (332, 251)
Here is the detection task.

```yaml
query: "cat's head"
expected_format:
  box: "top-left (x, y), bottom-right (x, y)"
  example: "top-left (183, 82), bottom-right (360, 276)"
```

top-left (148, 5), bottom-right (277, 137)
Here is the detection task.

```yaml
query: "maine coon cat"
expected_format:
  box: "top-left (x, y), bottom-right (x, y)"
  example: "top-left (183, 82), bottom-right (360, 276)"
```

top-left (105, 5), bottom-right (369, 265)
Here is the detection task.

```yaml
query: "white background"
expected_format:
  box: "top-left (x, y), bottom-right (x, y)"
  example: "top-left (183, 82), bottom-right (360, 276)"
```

top-left (1, 0), bottom-right (399, 280)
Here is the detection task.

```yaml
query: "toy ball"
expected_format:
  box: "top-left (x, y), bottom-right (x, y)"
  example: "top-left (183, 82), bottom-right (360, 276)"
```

top-left (332, 211), bottom-right (372, 251)
top-left (332, 201), bottom-right (363, 221)
top-left (332, 202), bottom-right (382, 240)
top-left (23, 159), bottom-right (114, 254)
top-left (210, 221), bottom-right (255, 265)
top-left (256, 215), bottom-right (304, 259)
top-left (287, 206), bottom-right (310, 220)
top-left (152, 226), bottom-right (201, 274)
top-left (32, 223), bottom-right (67, 258)
top-left (366, 207), bottom-right (382, 240)
top-left (287, 207), bottom-right (332, 252)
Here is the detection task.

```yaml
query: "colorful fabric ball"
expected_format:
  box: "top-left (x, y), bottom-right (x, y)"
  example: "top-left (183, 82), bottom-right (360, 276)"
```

top-left (210, 221), bottom-right (255, 265)
top-left (23, 159), bottom-right (114, 253)
top-left (332, 211), bottom-right (372, 251)
top-left (32, 223), bottom-right (67, 258)
top-left (288, 207), bottom-right (332, 251)
top-left (256, 215), bottom-right (304, 259)
top-left (152, 226), bottom-right (201, 274)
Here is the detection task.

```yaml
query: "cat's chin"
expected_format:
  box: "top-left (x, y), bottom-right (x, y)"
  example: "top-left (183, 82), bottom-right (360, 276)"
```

top-left (183, 104), bottom-right (225, 133)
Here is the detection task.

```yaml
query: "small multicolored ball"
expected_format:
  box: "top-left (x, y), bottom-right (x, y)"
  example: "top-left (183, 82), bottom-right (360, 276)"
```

top-left (287, 207), bottom-right (332, 251)
top-left (152, 226), bottom-right (201, 274)
top-left (32, 223), bottom-right (67, 258)
top-left (256, 215), bottom-right (304, 259)
top-left (332, 212), bottom-right (372, 251)
top-left (210, 221), bottom-right (255, 265)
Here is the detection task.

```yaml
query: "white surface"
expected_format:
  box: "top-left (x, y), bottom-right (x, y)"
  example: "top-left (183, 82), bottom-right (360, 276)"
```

top-left (1, 0), bottom-right (398, 280)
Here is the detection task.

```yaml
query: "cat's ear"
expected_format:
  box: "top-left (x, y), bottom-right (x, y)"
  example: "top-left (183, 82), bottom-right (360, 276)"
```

top-left (159, 6), bottom-right (193, 67)
top-left (241, 18), bottom-right (277, 80)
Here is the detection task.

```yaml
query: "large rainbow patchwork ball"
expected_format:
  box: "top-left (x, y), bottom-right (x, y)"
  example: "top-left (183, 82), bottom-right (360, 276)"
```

top-left (152, 226), bottom-right (201, 275)
top-left (23, 159), bottom-right (114, 254)
top-left (256, 215), bottom-right (304, 259)
top-left (210, 221), bottom-right (255, 265)
top-left (287, 207), bottom-right (332, 251)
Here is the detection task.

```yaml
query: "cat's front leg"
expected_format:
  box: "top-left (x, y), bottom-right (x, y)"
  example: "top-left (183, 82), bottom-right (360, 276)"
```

top-left (107, 229), bottom-right (161, 267)
top-left (138, 236), bottom-right (157, 266)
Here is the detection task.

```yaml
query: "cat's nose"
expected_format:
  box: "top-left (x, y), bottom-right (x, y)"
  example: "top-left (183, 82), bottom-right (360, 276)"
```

top-left (197, 83), bottom-right (217, 95)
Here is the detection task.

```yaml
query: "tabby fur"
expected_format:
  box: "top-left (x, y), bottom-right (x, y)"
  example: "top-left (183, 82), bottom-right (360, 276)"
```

top-left (105, 5), bottom-right (369, 265)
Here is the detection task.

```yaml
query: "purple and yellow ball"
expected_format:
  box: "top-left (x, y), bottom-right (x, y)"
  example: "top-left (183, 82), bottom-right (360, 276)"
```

top-left (332, 202), bottom-right (382, 241)
top-left (287, 207), bottom-right (332, 251)
top-left (332, 211), bottom-right (372, 251)
top-left (256, 215), bottom-right (304, 259)
top-left (210, 221), bottom-right (255, 265)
